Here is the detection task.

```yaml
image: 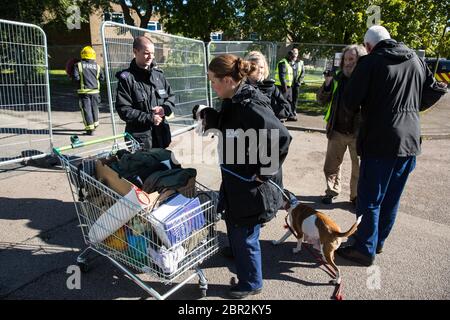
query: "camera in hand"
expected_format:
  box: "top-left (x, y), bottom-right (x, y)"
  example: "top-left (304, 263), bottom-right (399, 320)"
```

top-left (323, 69), bottom-right (335, 77)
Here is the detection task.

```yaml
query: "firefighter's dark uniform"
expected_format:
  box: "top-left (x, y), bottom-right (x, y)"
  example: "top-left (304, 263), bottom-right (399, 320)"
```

top-left (115, 59), bottom-right (175, 151)
top-left (73, 59), bottom-right (104, 133)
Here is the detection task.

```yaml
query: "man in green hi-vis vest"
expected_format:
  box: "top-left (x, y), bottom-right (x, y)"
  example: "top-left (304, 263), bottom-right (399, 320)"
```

top-left (316, 44), bottom-right (367, 205)
top-left (275, 50), bottom-right (296, 121)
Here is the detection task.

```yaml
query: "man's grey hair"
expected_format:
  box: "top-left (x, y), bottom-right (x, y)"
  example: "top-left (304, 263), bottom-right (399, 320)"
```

top-left (339, 44), bottom-right (367, 69)
top-left (364, 25), bottom-right (391, 46)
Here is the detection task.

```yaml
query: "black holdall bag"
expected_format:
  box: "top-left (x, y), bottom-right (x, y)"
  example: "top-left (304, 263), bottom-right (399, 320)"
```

top-left (152, 118), bottom-right (172, 149)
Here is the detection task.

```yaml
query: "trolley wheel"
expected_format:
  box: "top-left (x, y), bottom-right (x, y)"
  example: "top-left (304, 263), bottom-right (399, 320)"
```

top-left (77, 261), bottom-right (89, 273)
top-left (200, 289), bottom-right (207, 298)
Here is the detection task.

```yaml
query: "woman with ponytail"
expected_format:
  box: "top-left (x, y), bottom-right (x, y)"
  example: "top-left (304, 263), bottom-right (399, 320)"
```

top-left (193, 54), bottom-right (291, 299)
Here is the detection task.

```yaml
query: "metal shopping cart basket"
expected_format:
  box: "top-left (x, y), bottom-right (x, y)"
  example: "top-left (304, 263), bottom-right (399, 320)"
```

top-left (53, 133), bottom-right (220, 299)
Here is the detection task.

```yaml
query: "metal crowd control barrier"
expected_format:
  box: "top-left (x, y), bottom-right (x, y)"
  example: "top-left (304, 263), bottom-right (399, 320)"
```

top-left (207, 41), bottom-right (277, 109)
top-left (101, 21), bottom-right (209, 138)
top-left (0, 19), bottom-right (52, 166)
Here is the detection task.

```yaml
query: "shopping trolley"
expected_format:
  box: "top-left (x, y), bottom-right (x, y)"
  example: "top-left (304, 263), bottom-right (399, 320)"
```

top-left (53, 133), bottom-right (220, 299)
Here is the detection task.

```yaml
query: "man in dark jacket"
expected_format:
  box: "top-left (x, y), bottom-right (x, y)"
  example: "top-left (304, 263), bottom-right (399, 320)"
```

top-left (275, 51), bottom-right (297, 121)
top-left (115, 36), bottom-right (175, 151)
top-left (291, 48), bottom-right (305, 119)
top-left (317, 44), bottom-right (366, 205)
top-left (336, 26), bottom-right (447, 266)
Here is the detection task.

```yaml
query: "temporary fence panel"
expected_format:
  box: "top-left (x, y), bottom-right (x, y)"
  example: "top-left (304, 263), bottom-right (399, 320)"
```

top-left (207, 41), bottom-right (277, 109)
top-left (101, 22), bottom-right (209, 137)
top-left (0, 19), bottom-right (52, 166)
top-left (46, 44), bottom-right (118, 152)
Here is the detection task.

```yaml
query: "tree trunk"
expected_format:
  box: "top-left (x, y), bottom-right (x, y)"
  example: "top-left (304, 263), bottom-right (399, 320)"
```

top-left (139, 0), bottom-right (154, 29)
top-left (119, 0), bottom-right (135, 26)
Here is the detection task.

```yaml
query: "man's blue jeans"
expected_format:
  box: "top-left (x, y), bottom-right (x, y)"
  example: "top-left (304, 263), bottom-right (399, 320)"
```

top-left (354, 156), bottom-right (416, 257)
top-left (226, 221), bottom-right (263, 291)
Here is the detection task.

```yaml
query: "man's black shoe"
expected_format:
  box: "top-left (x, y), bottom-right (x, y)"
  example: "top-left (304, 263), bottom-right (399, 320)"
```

top-left (376, 244), bottom-right (383, 254)
top-left (221, 246), bottom-right (234, 259)
top-left (336, 246), bottom-right (374, 266)
top-left (228, 287), bottom-right (262, 299)
top-left (322, 195), bottom-right (337, 205)
top-left (86, 130), bottom-right (93, 136)
top-left (286, 116), bottom-right (298, 122)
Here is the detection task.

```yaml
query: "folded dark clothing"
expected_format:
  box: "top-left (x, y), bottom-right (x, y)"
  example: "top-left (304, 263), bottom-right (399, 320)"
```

top-left (114, 149), bottom-right (181, 181)
top-left (142, 168), bottom-right (197, 193)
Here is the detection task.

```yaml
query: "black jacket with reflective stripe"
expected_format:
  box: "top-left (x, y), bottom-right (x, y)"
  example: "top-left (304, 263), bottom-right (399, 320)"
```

top-left (73, 59), bottom-right (104, 94)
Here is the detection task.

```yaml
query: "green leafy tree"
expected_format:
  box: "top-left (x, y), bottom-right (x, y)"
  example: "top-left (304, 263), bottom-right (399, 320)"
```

top-left (242, 0), bottom-right (449, 57)
top-left (110, 0), bottom-right (164, 29)
top-left (0, 0), bottom-right (111, 26)
top-left (159, 0), bottom-right (243, 42)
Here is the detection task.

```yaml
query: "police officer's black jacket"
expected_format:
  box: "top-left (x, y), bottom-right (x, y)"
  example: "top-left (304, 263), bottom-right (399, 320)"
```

top-left (343, 39), bottom-right (439, 158)
top-left (247, 78), bottom-right (293, 120)
top-left (115, 59), bottom-right (175, 134)
top-left (201, 83), bottom-right (292, 227)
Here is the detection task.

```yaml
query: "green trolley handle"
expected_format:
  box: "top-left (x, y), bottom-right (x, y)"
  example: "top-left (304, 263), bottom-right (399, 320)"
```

top-left (53, 133), bottom-right (134, 156)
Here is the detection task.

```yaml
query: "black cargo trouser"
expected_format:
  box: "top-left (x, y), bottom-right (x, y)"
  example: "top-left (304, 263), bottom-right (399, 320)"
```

top-left (276, 85), bottom-right (293, 114)
top-left (79, 93), bottom-right (100, 131)
top-left (292, 84), bottom-right (300, 115)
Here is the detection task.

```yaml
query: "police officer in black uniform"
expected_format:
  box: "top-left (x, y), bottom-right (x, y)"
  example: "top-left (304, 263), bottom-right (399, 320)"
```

top-left (115, 36), bottom-right (175, 150)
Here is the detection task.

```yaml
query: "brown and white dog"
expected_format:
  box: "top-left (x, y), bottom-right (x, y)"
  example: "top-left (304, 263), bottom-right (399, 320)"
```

top-left (272, 191), bottom-right (361, 284)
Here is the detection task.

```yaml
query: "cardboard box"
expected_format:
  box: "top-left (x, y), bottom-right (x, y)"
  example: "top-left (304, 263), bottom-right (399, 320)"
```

top-left (89, 157), bottom-right (195, 244)
top-left (95, 157), bottom-right (161, 202)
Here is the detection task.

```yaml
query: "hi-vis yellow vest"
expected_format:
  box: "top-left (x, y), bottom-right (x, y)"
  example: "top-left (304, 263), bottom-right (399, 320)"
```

top-left (274, 58), bottom-right (293, 87)
top-left (324, 77), bottom-right (339, 122)
top-left (77, 62), bottom-right (101, 94)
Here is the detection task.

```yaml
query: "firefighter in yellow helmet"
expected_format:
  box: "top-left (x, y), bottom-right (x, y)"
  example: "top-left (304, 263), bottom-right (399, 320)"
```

top-left (73, 46), bottom-right (104, 135)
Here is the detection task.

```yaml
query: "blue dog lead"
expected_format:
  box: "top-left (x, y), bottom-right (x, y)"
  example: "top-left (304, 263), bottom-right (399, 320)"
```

top-left (219, 165), bottom-right (298, 207)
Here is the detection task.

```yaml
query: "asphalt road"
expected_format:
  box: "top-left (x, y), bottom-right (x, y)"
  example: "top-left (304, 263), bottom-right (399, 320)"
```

top-left (1, 128), bottom-right (449, 300)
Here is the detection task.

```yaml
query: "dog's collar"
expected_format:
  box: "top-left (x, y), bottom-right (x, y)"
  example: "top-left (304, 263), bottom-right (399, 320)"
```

top-left (290, 198), bottom-right (300, 207)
